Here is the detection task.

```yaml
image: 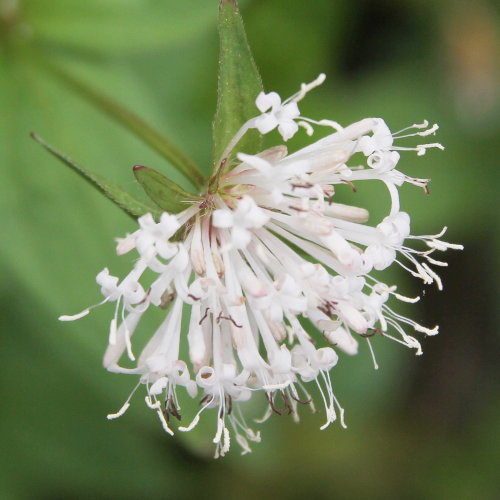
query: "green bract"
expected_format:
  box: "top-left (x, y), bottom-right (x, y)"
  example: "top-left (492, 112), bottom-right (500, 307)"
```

top-left (212, 0), bottom-right (263, 167)
top-left (133, 165), bottom-right (201, 214)
top-left (33, 0), bottom-right (264, 219)
top-left (32, 133), bottom-right (163, 219)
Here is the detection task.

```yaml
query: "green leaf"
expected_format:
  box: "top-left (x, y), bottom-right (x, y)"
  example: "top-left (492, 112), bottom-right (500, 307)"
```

top-left (31, 133), bottom-right (162, 219)
top-left (44, 63), bottom-right (206, 189)
top-left (133, 165), bottom-right (201, 214)
top-left (212, 0), bottom-right (263, 168)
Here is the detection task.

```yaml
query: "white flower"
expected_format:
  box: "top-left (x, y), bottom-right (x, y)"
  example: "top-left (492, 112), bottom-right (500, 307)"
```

top-left (61, 74), bottom-right (462, 457)
top-left (254, 91), bottom-right (300, 140)
top-left (212, 195), bottom-right (269, 249)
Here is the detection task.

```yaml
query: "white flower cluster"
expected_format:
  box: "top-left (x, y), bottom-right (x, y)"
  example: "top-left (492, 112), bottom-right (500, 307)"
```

top-left (61, 75), bottom-right (462, 457)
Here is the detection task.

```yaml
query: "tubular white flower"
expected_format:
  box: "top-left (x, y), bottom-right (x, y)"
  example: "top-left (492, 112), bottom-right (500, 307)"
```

top-left (254, 91), bottom-right (300, 139)
top-left (61, 74), bottom-right (462, 457)
top-left (212, 195), bottom-right (269, 249)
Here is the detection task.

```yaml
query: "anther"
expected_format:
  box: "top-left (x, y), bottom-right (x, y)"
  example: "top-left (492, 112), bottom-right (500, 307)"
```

top-left (160, 289), bottom-right (176, 309)
top-left (290, 392), bottom-right (312, 405)
top-left (216, 312), bottom-right (243, 328)
top-left (163, 398), bottom-right (182, 422)
top-left (199, 307), bottom-right (210, 325)
top-left (342, 180), bottom-right (357, 192)
top-left (290, 181), bottom-right (314, 190)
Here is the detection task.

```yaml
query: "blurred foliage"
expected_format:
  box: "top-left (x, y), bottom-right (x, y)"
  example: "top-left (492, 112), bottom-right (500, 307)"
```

top-left (1, 0), bottom-right (499, 499)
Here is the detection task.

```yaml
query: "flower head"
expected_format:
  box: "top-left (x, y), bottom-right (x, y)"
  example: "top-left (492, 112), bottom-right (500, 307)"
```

top-left (61, 75), bottom-right (462, 457)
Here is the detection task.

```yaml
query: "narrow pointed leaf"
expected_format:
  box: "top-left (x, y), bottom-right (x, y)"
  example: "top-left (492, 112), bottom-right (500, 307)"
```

top-left (212, 0), bottom-right (263, 166)
top-left (44, 63), bottom-right (206, 188)
top-left (31, 133), bottom-right (162, 220)
top-left (133, 165), bottom-right (201, 214)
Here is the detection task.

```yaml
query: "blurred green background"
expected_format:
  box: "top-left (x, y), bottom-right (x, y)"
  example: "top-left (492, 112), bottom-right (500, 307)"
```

top-left (1, 0), bottom-right (499, 498)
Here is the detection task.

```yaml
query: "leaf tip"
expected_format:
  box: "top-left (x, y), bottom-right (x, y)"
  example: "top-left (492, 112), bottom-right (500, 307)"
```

top-left (31, 132), bottom-right (48, 149)
top-left (133, 165), bottom-right (146, 171)
top-left (220, 0), bottom-right (237, 5)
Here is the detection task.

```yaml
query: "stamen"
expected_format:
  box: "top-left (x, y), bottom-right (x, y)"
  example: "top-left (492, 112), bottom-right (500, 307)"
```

top-left (393, 122), bottom-right (439, 139)
top-left (58, 296), bottom-right (110, 321)
top-left (413, 323), bottom-right (439, 336)
top-left (421, 262), bottom-right (443, 290)
top-left (393, 292), bottom-right (421, 303)
top-left (366, 338), bottom-right (379, 370)
top-left (287, 73), bottom-right (326, 104)
top-left (107, 402), bottom-right (130, 420)
top-left (425, 256), bottom-right (448, 266)
top-left (199, 307), bottom-right (210, 325)
top-left (317, 119), bottom-right (343, 131)
top-left (178, 396), bottom-right (214, 432)
top-left (145, 395), bottom-right (160, 410)
top-left (316, 375), bottom-right (335, 430)
top-left (392, 120), bottom-right (429, 135)
top-left (254, 405), bottom-right (273, 424)
top-left (298, 121), bottom-right (314, 136)
top-left (59, 309), bottom-right (90, 321)
top-left (156, 408), bottom-right (175, 436)
top-left (416, 143), bottom-right (445, 156)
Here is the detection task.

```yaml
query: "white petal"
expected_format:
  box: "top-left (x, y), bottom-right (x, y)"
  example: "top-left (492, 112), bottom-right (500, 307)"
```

top-left (149, 377), bottom-right (169, 395)
top-left (237, 153), bottom-right (273, 176)
top-left (232, 226), bottom-right (251, 249)
top-left (103, 311), bottom-right (144, 368)
top-left (212, 210), bottom-right (234, 228)
top-left (254, 113), bottom-right (279, 134)
top-left (325, 327), bottom-right (359, 355)
top-left (255, 91), bottom-right (281, 112)
top-left (315, 347), bottom-right (338, 370)
top-left (278, 119), bottom-right (299, 141)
